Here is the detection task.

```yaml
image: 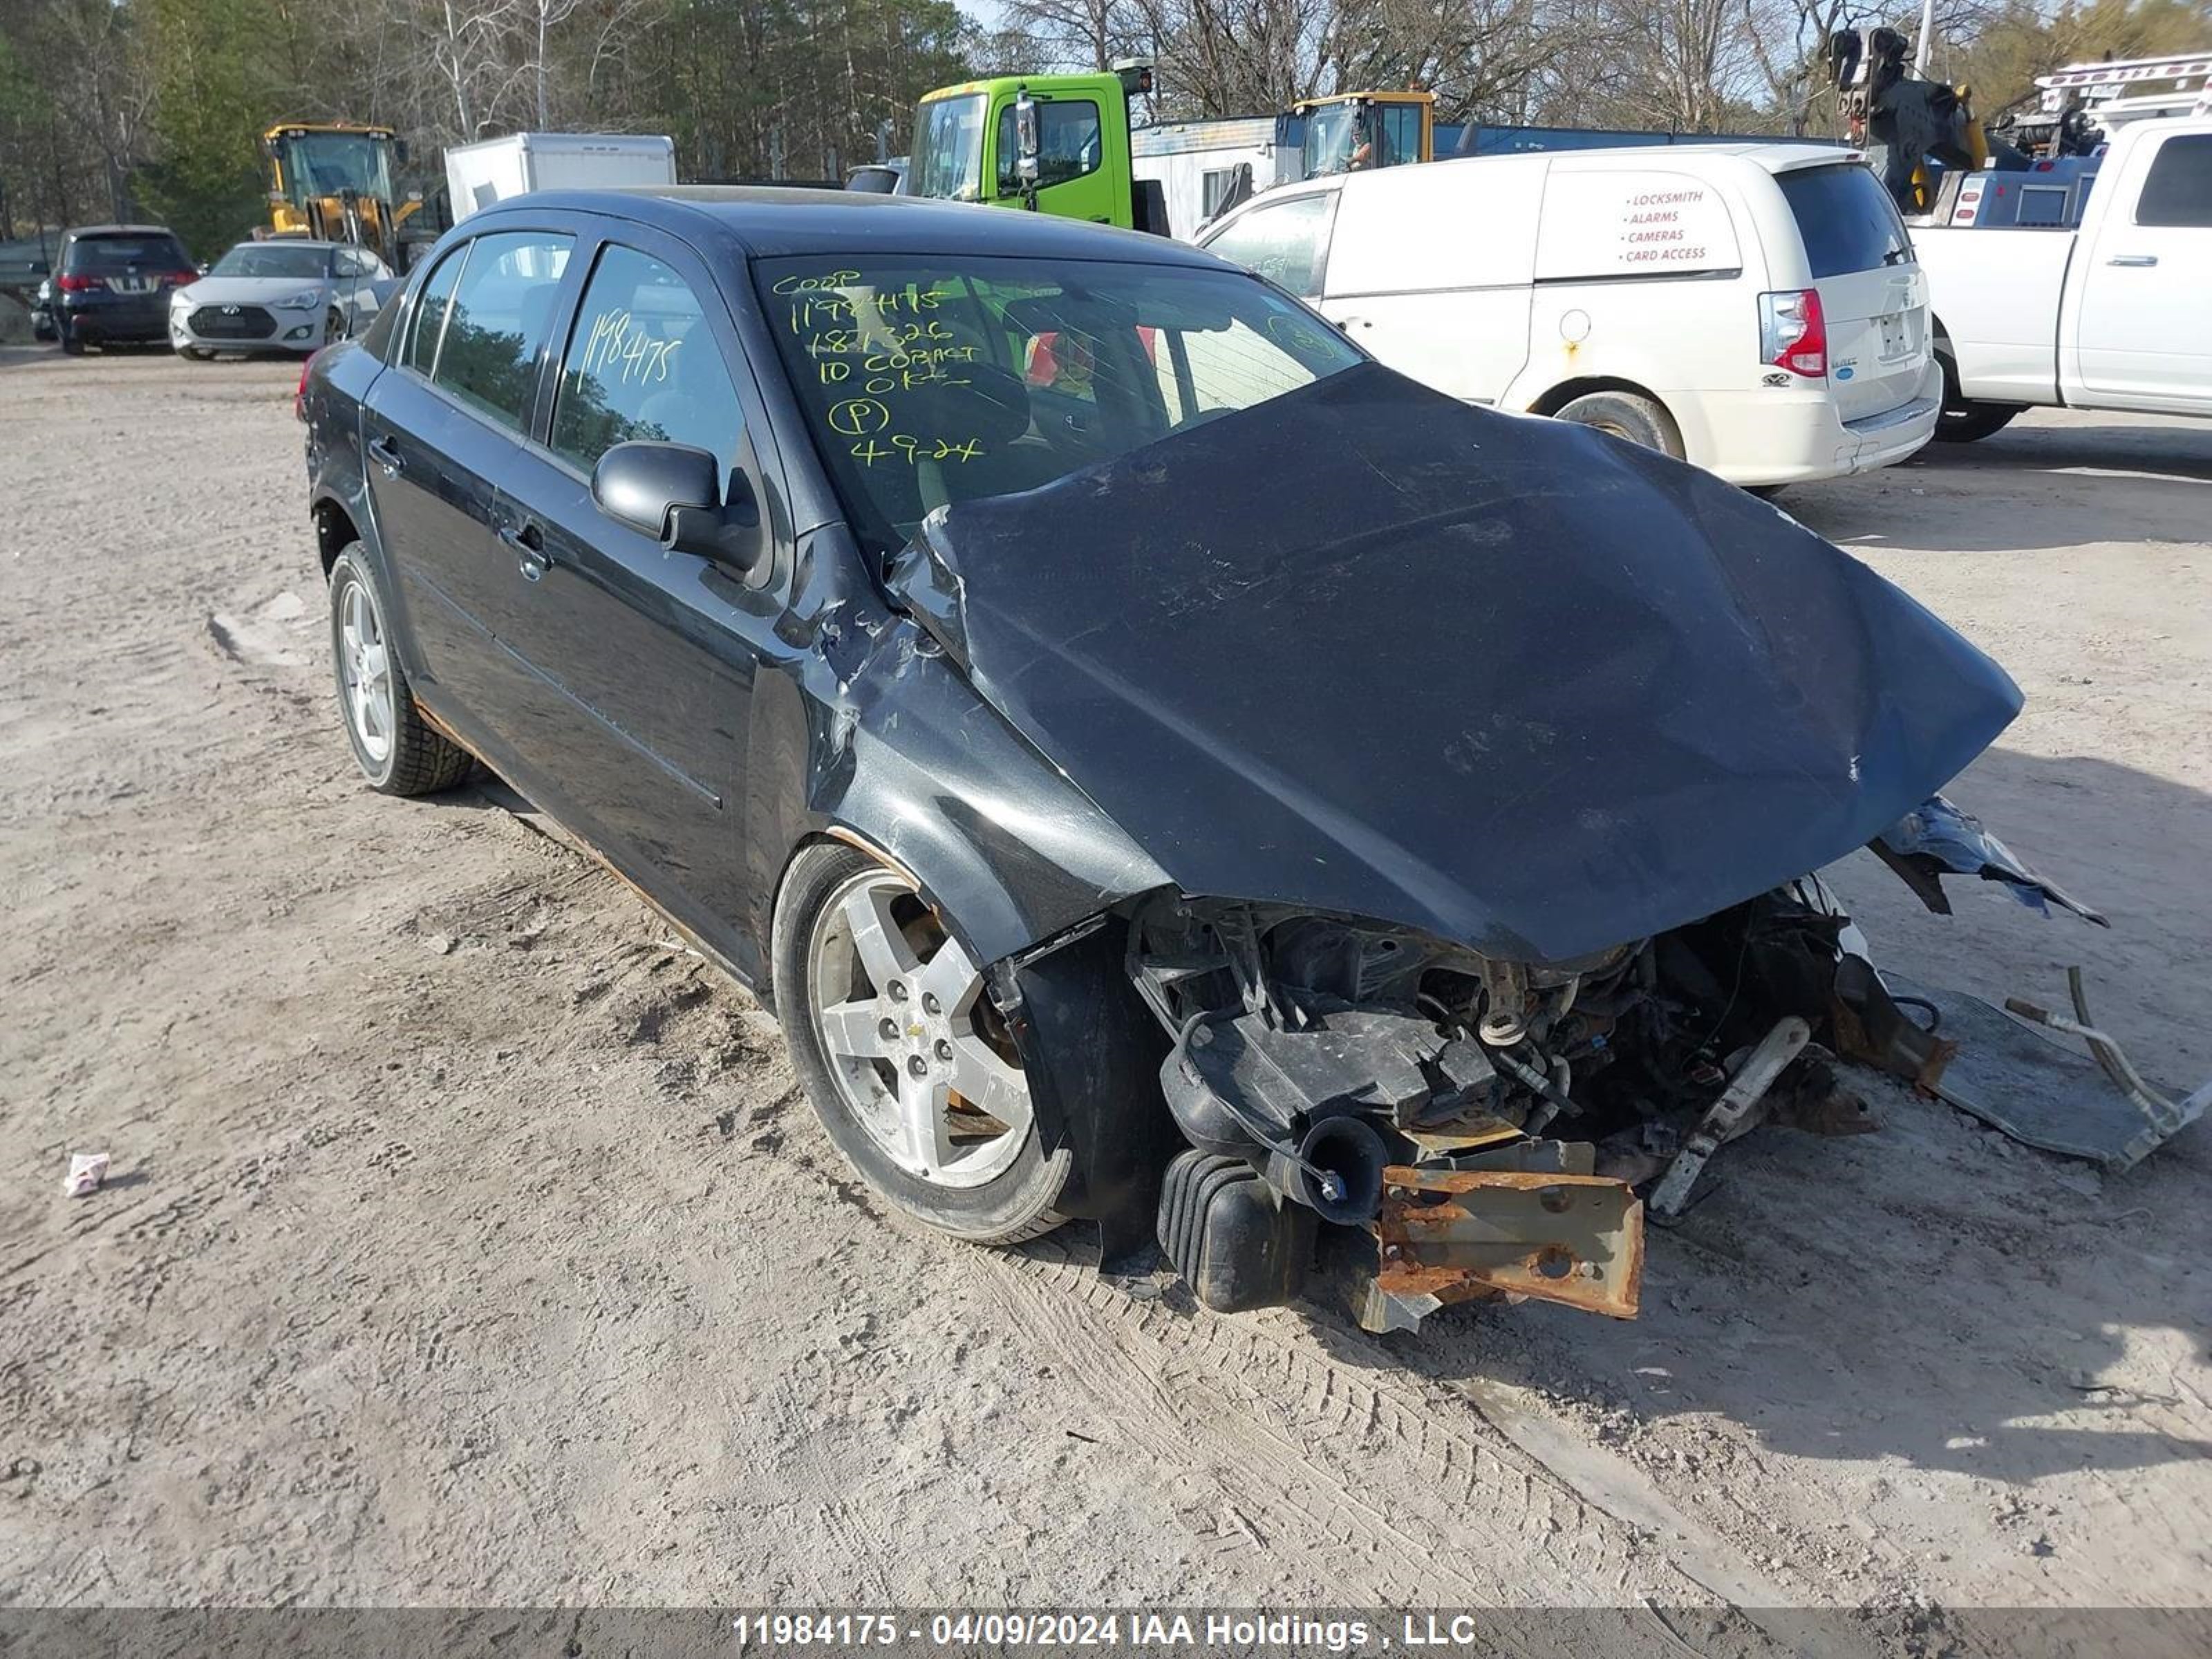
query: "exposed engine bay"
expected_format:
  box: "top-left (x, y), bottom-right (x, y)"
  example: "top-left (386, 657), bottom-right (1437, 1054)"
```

top-left (1122, 798), bottom-right (2099, 1333)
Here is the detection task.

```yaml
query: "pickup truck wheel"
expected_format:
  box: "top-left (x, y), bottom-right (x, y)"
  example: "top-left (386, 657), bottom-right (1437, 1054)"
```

top-left (1934, 351), bottom-right (2023, 443)
top-left (774, 843), bottom-right (1071, 1246)
top-left (1936, 400), bottom-right (2022, 444)
top-left (327, 547), bottom-right (474, 796)
top-left (1553, 391), bottom-right (1683, 459)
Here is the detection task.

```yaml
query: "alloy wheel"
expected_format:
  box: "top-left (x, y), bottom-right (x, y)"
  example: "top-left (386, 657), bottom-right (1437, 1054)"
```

top-left (803, 868), bottom-right (1033, 1189)
top-left (339, 577), bottom-right (394, 766)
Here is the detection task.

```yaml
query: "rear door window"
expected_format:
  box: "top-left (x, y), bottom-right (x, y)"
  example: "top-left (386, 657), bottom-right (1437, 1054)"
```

top-left (1777, 162), bottom-right (1912, 277)
top-left (550, 243), bottom-right (743, 483)
top-left (2135, 133), bottom-right (2212, 227)
top-left (404, 247), bottom-right (466, 375)
top-left (430, 231), bottom-right (574, 432)
top-left (1201, 193), bottom-right (1337, 298)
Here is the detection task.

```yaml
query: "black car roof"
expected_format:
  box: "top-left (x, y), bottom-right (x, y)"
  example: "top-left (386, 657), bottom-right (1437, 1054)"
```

top-left (66, 225), bottom-right (182, 240)
top-left (469, 185), bottom-right (1226, 270)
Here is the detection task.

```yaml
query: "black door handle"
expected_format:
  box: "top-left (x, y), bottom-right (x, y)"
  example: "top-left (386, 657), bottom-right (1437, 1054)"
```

top-left (366, 435), bottom-right (403, 477)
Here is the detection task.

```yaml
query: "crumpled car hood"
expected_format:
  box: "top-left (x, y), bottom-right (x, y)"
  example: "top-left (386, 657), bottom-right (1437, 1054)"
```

top-left (888, 363), bottom-right (2021, 964)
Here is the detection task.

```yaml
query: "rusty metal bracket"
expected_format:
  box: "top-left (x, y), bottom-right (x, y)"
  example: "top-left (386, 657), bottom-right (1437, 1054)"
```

top-left (1356, 1165), bottom-right (1644, 1333)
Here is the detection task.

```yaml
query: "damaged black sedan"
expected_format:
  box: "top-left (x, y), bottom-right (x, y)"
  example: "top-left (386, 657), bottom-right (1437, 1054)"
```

top-left (301, 189), bottom-right (2096, 1333)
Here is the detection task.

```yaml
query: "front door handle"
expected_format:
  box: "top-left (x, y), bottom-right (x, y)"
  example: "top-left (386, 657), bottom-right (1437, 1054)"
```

top-left (2106, 254), bottom-right (2159, 268)
top-left (499, 521), bottom-right (550, 581)
top-left (366, 435), bottom-right (403, 478)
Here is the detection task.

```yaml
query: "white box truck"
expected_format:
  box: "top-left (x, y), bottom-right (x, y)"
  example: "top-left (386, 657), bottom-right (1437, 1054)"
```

top-left (444, 133), bottom-right (677, 221)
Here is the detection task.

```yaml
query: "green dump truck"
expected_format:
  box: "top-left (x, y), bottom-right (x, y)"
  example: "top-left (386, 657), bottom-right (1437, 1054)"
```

top-left (908, 66), bottom-right (1167, 232)
top-left (906, 66), bottom-right (1434, 238)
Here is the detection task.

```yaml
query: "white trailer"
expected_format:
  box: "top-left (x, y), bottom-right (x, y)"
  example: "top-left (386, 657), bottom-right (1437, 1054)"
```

top-left (1131, 118), bottom-right (1278, 239)
top-left (444, 133), bottom-right (677, 221)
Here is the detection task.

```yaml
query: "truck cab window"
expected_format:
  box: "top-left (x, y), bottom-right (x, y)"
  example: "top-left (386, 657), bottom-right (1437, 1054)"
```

top-left (2137, 134), bottom-right (2212, 227)
top-left (996, 100), bottom-right (1103, 194)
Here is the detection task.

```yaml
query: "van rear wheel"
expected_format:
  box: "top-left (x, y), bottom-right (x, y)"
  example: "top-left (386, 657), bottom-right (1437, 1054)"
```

top-left (1554, 391), bottom-right (1683, 460)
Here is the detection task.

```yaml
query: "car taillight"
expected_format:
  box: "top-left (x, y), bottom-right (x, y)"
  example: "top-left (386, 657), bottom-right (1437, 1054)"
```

top-left (1758, 288), bottom-right (1828, 379)
top-left (295, 349), bottom-right (319, 422)
top-left (160, 270), bottom-right (197, 286)
top-left (55, 272), bottom-right (97, 292)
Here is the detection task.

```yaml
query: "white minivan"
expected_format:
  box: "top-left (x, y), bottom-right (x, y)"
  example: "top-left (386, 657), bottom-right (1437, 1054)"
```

top-left (1196, 144), bottom-right (1942, 488)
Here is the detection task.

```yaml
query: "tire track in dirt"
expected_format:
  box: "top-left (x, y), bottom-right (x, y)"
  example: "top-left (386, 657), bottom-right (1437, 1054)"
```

top-left (946, 1229), bottom-right (1774, 1624)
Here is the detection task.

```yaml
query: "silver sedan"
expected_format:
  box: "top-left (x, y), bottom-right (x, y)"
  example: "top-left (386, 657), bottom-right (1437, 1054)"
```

top-left (169, 240), bottom-right (400, 358)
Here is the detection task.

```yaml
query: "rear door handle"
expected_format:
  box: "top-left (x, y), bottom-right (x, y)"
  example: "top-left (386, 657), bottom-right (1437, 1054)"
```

top-left (366, 435), bottom-right (403, 477)
top-left (2106, 254), bottom-right (2159, 267)
top-left (499, 521), bottom-right (550, 580)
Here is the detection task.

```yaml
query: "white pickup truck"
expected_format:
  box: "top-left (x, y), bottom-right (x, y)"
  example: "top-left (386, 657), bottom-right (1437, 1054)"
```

top-left (1912, 116), bottom-right (2212, 440)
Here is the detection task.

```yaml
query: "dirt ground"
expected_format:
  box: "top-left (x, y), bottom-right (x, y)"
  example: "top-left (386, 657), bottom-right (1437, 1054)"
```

top-left (1, 346), bottom-right (2207, 1638)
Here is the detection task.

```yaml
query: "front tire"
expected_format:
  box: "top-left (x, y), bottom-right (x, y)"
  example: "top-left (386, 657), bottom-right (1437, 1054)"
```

top-left (772, 842), bottom-right (1071, 1245)
top-left (327, 546), bottom-right (473, 796)
top-left (1553, 390), bottom-right (1684, 458)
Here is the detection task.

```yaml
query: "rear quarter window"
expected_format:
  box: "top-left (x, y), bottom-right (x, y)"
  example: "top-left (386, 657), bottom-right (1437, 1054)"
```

top-left (2135, 133), bottom-right (2212, 227)
top-left (1777, 162), bottom-right (1911, 278)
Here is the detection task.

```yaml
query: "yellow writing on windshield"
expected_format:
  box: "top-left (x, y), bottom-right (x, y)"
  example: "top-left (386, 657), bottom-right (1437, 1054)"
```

top-left (780, 272), bottom-right (988, 469)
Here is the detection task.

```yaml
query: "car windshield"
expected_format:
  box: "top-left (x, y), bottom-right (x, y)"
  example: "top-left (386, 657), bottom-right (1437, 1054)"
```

top-left (211, 244), bottom-right (333, 279)
top-left (67, 236), bottom-right (188, 272)
top-left (756, 253), bottom-right (1366, 556)
top-left (909, 94), bottom-right (987, 202)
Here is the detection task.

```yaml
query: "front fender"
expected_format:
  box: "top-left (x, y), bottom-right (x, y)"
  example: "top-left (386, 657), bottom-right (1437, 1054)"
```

top-left (744, 526), bottom-right (1172, 996)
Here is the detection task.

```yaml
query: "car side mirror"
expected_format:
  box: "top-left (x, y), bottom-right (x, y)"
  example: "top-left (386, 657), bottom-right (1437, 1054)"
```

top-left (591, 441), bottom-right (764, 574)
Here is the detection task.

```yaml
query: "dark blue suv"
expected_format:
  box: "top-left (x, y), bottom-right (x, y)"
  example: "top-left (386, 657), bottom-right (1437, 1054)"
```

top-left (50, 225), bottom-right (196, 353)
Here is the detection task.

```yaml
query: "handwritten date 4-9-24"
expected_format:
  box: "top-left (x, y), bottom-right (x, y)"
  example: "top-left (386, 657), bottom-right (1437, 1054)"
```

top-left (850, 435), bottom-right (984, 467)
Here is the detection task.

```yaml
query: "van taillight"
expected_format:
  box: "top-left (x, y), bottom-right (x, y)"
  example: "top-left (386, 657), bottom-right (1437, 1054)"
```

top-left (1759, 289), bottom-right (1828, 378)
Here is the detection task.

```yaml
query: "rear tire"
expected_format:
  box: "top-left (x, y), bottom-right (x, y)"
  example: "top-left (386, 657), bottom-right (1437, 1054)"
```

top-left (1934, 351), bottom-right (2023, 443)
top-left (771, 841), bottom-right (1071, 1246)
top-left (327, 546), bottom-right (474, 796)
top-left (1553, 390), bottom-right (1683, 458)
top-left (58, 321), bottom-right (84, 356)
